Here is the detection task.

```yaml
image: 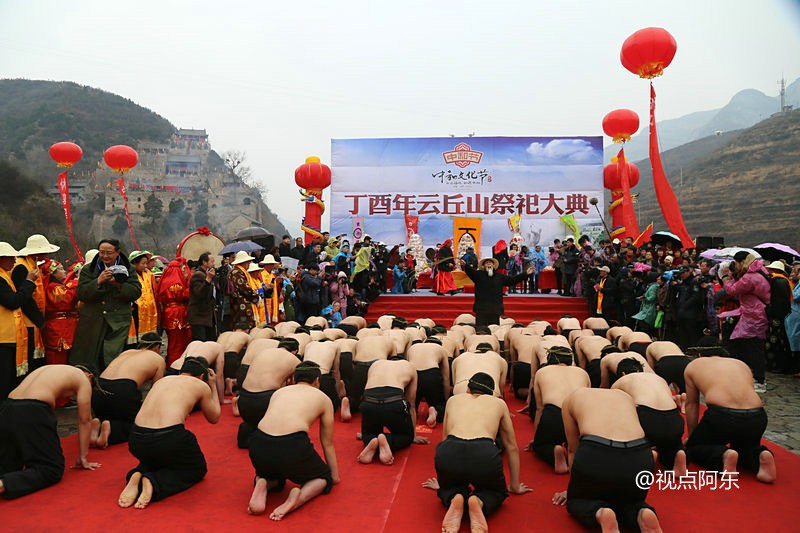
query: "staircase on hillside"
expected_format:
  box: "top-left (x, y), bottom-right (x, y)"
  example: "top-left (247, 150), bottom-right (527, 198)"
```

top-left (364, 294), bottom-right (589, 327)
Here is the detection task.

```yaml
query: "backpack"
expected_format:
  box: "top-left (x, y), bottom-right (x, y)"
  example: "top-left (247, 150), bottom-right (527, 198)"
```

top-left (757, 271), bottom-right (790, 319)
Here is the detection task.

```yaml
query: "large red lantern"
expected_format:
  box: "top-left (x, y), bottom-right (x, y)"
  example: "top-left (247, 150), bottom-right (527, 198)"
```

top-left (602, 109), bottom-right (640, 144)
top-left (49, 142), bottom-right (83, 168)
top-left (103, 145), bottom-right (139, 173)
top-left (294, 156), bottom-right (332, 244)
top-left (620, 27), bottom-right (677, 79)
top-left (603, 161), bottom-right (640, 190)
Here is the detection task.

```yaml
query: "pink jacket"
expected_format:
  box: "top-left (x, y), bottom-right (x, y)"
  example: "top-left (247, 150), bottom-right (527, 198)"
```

top-left (723, 259), bottom-right (770, 340)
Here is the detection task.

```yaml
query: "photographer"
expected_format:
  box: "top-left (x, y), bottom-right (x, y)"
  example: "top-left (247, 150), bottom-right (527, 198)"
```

top-left (70, 239), bottom-right (142, 373)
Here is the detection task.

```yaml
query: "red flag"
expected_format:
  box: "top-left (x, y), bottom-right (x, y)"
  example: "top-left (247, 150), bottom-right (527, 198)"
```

top-left (56, 171), bottom-right (84, 262)
top-left (617, 148), bottom-right (640, 239)
top-left (404, 215), bottom-right (419, 242)
top-left (116, 177), bottom-right (140, 249)
top-left (633, 222), bottom-right (654, 248)
top-left (650, 83), bottom-right (694, 248)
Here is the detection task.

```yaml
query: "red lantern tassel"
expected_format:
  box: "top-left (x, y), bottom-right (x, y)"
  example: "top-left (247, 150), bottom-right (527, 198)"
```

top-left (649, 83), bottom-right (694, 248)
top-left (56, 171), bottom-right (84, 262)
top-left (616, 148), bottom-right (640, 240)
top-left (116, 177), bottom-right (141, 249)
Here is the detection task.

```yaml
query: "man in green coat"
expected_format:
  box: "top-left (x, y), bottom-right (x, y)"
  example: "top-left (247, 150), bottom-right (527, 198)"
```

top-left (70, 239), bottom-right (141, 373)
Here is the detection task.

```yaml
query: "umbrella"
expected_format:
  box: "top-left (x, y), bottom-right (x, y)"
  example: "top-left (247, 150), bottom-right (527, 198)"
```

top-left (699, 247), bottom-right (761, 261)
top-left (219, 240), bottom-right (264, 255)
top-left (753, 242), bottom-right (800, 263)
top-left (235, 226), bottom-right (272, 241)
top-left (650, 231), bottom-right (681, 247)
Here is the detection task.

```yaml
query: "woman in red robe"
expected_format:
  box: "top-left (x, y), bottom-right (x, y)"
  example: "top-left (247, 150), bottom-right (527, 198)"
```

top-left (433, 240), bottom-right (458, 296)
top-left (156, 257), bottom-right (192, 365)
top-left (43, 261), bottom-right (79, 366)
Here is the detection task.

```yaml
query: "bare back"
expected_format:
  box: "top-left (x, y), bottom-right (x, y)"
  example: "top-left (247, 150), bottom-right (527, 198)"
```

top-left (534, 365), bottom-right (590, 408)
top-left (406, 342), bottom-right (447, 372)
top-left (606, 326), bottom-right (633, 344)
top-left (451, 351), bottom-right (506, 396)
top-left (646, 341), bottom-right (684, 360)
top-left (339, 315), bottom-right (366, 330)
top-left (285, 332), bottom-right (311, 356)
top-left (612, 373), bottom-right (677, 410)
top-left (134, 375), bottom-right (219, 428)
top-left (303, 341), bottom-right (340, 375)
top-left (217, 331), bottom-right (251, 353)
top-left (384, 329), bottom-right (411, 356)
top-left (354, 335), bottom-right (393, 362)
top-left (574, 336), bottom-right (612, 365)
top-left (583, 317), bottom-right (610, 330)
top-left (100, 349), bottom-right (165, 386)
top-left (443, 394), bottom-right (509, 440)
top-left (511, 334), bottom-right (540, 364)
top-left (557, 317), bottom-right (581, 333)
top-left (536, 336), bottom-right (572, 365)
top-left (565, 388), bottom-right (645, 441)
top-left (10, 365), bottom-right (90, 408)
top-left (364, 359), bottom-right (416, 391)
top-left (619, 331), bottom-right (653, 351)
top-left (452, 313), bottom-right (476, 327)
top-left (249, 326), bottom-right (276, 340)
top-left (685, 357), bottom-right (762, 409)
top-left (464, 334), bottom-right (500, 353)
top-left (259, 383), bottom-right (332, 436)
top-left (274, 321), bottom-right (300, 337)
top-left (170, 341), bottom-right (224, 370)
top-left (569, 329), bottom-right (594, 346)
top-left (241, 348), bottom-right (300, 391)
top-left (356, 328), bottom-right (383, 340)
top-left (526, 321), bottom-right (552, 335)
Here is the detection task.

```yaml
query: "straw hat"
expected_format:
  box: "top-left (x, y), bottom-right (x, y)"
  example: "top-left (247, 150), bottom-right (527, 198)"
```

top-left (0, 242), bottom-right (20, 257)
top-left (766, 260), bottom-right (787, 274)
top-left (18, 234), bottom-right (60, 255)
top-left (84, 249), bottom-right (99, 266)
top-left (247, 262), bottom-right (263, 273)
top-left (129, 250), bottom-right (152, 263)
top-left (231, 250), bottom-right (255, 265)
top-left (259, 254), bottom-right (279, 265)
top-left (478, 257), bottom-right (499, 270)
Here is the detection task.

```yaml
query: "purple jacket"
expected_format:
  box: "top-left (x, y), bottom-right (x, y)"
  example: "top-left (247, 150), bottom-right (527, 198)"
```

top-left (723, 259), bottom-right (770, 340)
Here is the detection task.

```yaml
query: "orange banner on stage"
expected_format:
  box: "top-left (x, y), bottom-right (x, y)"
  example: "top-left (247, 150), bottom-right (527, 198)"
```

top-left (453, 217), bottom-right (481, 261)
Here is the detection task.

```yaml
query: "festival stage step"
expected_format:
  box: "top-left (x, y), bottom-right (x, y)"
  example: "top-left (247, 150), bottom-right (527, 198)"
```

top-left (364, 293), bottom-right (589, 326)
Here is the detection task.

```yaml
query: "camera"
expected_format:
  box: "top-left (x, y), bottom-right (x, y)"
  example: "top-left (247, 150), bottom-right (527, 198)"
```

top-left (107, 265), bottom-right (129, 283)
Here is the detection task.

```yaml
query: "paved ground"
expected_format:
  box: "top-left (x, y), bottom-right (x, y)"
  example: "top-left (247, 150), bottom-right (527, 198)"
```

top-left (57, 371), bottom-right (800, 455)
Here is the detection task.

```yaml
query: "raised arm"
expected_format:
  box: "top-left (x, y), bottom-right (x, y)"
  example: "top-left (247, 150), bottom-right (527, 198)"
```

top-left (200, 370), bottom-right (222, 424)
top-left (499, 404), bottom-right (530, 494)
top-left (684, 370), bottom-right (700, 436)
top-left (75, 376), bottom-right (100, 470)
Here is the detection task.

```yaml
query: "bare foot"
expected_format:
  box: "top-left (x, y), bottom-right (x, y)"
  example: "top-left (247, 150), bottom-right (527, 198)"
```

top-left (673, 450), bottom-right (687, 478)
top-left (222, 398), bottom-right (232, 405)
top-left (357, 438), bottom-right (379, 464)
top-left (270, 487), bottom-right (301, 521)
top-left (90, 418), bottom-right (101, 448)
top-left (232, 395), bottom-right (240, 417)
top-left (248, 477), bottom-right (268, 515)
top-left (134, 476), bottom-right (153, 509)
top-left (118, 472), bottom-right (141, 508)
top-left (756, 450), bottom-right (777, 483)
top-left (427, 406), bottom-right (437, 428)
top-left (554, 445), bottom-right (569, 474)
top-left (722, 448), bottom-right (739, 473)
top-left (340, 397), bottom-right (352, 422)
top-left (467, 495), bottom-right (488, 533)
top-left (377, 434), bottom-right (394, 465)
top-left (442, 493), bottom-right (464, 533)
top-left (637, 508), bottom-right (662, 533)
top-left (225, 378), bottom-right (234, 396)
top-left (96, 421), bottom-right (111, 449)
top-left (595, 507), bottom-right (620, 533)
top-left (422, 477), bottom-right (440, 490)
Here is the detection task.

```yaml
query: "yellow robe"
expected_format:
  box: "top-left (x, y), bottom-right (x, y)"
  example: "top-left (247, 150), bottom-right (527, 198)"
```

top-left (249, 271), bottom-right (267, 325)
top-left (0, 267), bottom-right (29, 376)
top-left (128, 270), bottom-right (159, 344)
top-left (15, 256), bottom-right (45, 360)
top-left (259, 270), bottom-right (280, 323)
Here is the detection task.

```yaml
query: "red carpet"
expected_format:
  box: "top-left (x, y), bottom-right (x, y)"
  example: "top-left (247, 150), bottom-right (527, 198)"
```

top-left (365, 294), bottom-right (590, 326)
top-left (2, 392), bottom-right (797, 532)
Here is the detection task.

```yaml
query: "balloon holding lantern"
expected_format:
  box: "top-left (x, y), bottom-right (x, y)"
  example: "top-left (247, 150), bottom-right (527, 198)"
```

top-left (49, 142), bottom-right (83, 168)
top-left (294, 156), bottom-right (332, 244)
top-left (602, 109), bottom-right (640, 144)
top-left (620, 27), bottom-right (677, 79)
top-left (104, 145), bottom-right (139, 173)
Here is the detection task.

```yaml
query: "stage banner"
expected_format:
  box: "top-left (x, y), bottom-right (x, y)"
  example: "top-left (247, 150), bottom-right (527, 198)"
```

top-left (453, 217), bottom-right (482, 262)
top-left (330, 137), bottom-right (604, 259)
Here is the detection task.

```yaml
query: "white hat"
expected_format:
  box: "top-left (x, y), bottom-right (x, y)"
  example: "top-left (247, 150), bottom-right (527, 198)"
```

top-left (766, 260), bottom-right (787, 273)
top-left (612, 238), bottom-right (621, 245)
top-left (0, 242), bottom-right (20, 257)
top-left (259, 254), bottom-right (279, 265)
top-left (84, 249), bottom-right (99, 266)
top-left (338, 271), bottom-right (347, 278)
top-left (599, 266), bottom-right (611, 273)
top-left (247, 262), bottom-right (263, 273)
top-left (664, 255), bottom-right (674, 263)
top-left (231, 250), bottom-right (255, 265)
top-left (18, 234), bottom-right (60, 255)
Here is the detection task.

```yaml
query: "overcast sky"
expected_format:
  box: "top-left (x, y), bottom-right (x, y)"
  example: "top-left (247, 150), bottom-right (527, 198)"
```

top-left (1, 0), bottom-right (799, 236)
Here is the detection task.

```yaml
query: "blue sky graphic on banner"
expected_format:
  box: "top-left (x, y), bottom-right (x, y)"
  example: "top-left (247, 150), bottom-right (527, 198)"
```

top-left (330, 137), bottom-right (604, 259)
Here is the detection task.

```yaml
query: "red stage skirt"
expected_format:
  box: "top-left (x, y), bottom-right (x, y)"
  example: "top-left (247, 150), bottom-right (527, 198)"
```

top-left (432, 271), bottom-right (457, 294)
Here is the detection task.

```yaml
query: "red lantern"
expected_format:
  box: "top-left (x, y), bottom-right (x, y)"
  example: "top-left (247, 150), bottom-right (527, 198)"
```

top-left (620, 27), bottom-right (677, 79)
top-left (49, 142), bottom-right (83, 168)
top-left (294, 156), bottom-right (331, 192)
top-left (602, 109), bottom-right (640, 143)
top-left (104, 145), bottom-right (139, 173)
top-left (603, 162), bottom-right (640, 190)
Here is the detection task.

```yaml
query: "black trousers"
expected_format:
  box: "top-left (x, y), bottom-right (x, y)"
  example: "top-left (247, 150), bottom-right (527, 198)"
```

top-left (567, 436), bottom-right (655, 529)
top-left (585, 359), bottom-right (601, 388)
top-left (511, 362), bottom-right (531, 400)
top-left (349, 360), bottom-right (374, 413)
top-left (339, 351), bottom-right (354, 391)
top-left (636, 405), bottom-right (684, 469)
top-left (190, 324), bottom-right (216, 342)
top-left (653, 356), bottom-right (689, 393)
top-left (237, 388), bottom-right (276, 449)
top-left (249, 430), bottom-right (332, 493)
top-left (415, 368), bottom-right (446, 421)
top-left (686, 405), bottom-right (769, 473)
top-left (676, 318), bottom-right (701, 350)
top-left (726, 337), bottom-right (767, 383)
top-left (532, 404), bottom-right (566, 466)
top-left (476, 312), bottom-right (500, 328)
top-left (435, 436), bottom-right (508, 516)
top-left (0, 399), bottom-right (64, 499)
top-left (92, 377), bottom-right (142, 445)
top-left (127, 424), bottom-right (207, 502)
top-left (628, 342), bottom-right (650, 358)
top-left (319, 373), bottom-right (341, 410)
top-left (0, 344), bottom-right (16, 400)
top-left (360, 387), bottom-right (414, 451)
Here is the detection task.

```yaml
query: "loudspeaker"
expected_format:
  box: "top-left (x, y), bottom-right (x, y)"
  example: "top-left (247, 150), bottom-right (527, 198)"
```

top-left (712, 236), bottom-right (725, 248)
top-left (695, 236), bottom-right (713, 249)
